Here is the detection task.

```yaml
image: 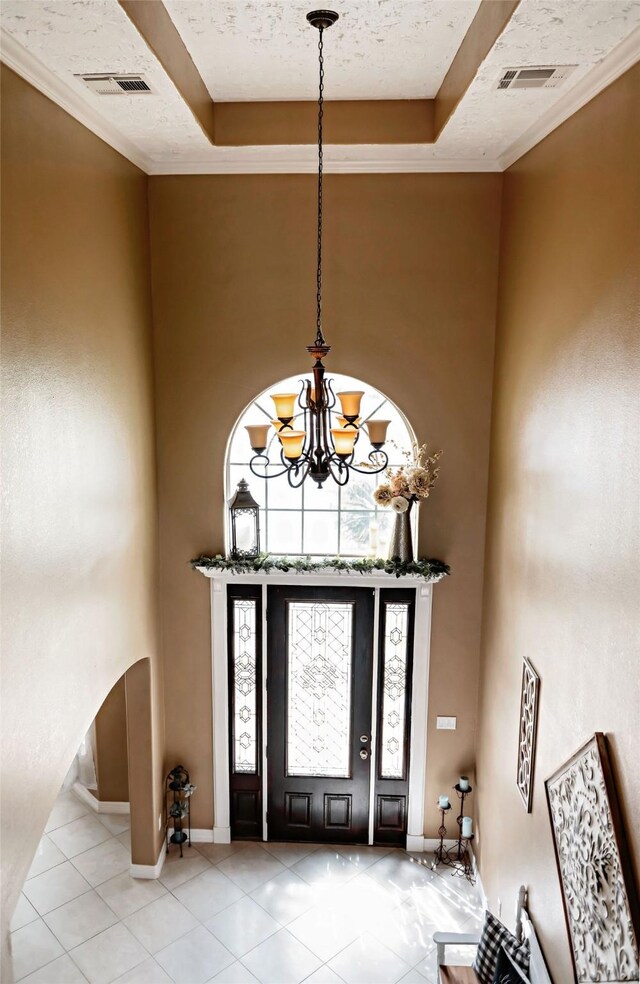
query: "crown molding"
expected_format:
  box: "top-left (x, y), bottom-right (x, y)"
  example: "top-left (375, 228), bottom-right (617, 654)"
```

top-left (146, 156), bottom-right (502, 175)
top-left (499, 25), bottom-right (640, 170)
top-left (0, 29), bottom-right (152, 172)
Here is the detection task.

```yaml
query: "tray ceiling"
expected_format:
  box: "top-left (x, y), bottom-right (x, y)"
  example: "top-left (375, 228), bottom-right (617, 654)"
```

top-left (1, 0), bottom-right (639, 172)
top-left (163, 0), bottom-right (481, 101)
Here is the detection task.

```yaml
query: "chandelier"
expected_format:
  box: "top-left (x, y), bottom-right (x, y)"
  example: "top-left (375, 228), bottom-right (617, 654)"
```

top-left (245, 9), bottom-right (390, 489)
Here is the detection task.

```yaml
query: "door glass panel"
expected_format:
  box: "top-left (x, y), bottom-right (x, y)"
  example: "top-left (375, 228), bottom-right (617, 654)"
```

top-left (232, 599), bottom-right (258, 774)
top-left (380, 602), bottom-right (410, 779)
top-left (287, 601), bottom-right (353, 778)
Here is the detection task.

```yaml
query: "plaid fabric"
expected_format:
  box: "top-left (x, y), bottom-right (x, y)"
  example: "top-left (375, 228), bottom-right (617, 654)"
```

top-left (472, 910), bottom-right (530, 984)
top-left (492, 944), bottom-right (531, 983)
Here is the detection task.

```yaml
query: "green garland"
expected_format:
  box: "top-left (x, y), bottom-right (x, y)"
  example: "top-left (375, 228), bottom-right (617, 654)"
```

top-left (191, 553), bottom-right (450, 582)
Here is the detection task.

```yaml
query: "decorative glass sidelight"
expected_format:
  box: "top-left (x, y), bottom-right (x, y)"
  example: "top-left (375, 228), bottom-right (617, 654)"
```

top-left (379, 602), bottom-right (410, 779)
top-left (287, 601), bottom-right (354, 777)
top-left (232, 599), bottom-right (258, 774)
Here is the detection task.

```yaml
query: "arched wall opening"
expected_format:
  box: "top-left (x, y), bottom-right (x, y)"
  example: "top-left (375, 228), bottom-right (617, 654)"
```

top-left (225, 372), bottom-right (418, 559)
top-left (14, 656), bottom-right (160, 916)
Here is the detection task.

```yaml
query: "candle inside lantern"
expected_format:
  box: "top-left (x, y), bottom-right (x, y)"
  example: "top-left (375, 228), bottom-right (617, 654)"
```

top-left (369, 520), bottom-right (379, 555)
top-left (459, 776), bottom-right (470, 791)
top-left (438, 795), bottom-right (450, 809)
top-left (461, 816), bottom-right (473, 838)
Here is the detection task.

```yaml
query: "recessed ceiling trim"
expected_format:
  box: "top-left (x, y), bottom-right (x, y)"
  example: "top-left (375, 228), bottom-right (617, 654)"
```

top-left (118, 0), bottom-right (215, 143)
top-left (434, 0), bottom-right (521, 138)
top-left (213, 100), bottom-right (434, 147)
top-left (0, 29), bottom-right (152, 172)
top-left (499, 25), bottom-right (640, 169)
top-left (146, 157), bottom-right (502, 176)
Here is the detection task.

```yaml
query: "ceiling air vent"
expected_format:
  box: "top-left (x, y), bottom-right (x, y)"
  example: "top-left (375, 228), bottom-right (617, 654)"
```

top-left (495, 65), bottom-right (577, 90)
top-left (77, 74), bottom-right (153, 95)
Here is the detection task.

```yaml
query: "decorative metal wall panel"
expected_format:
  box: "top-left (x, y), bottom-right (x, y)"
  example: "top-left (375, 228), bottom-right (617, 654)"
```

top-left (517, 657), bottom-right (540, 811)
top-left (287, 601), bottom-right (353, 778)
top-left (546, 734), bottom-right (640, 983)
top-left (379, 603), bottom-right (410, 779)
top-left (232, 599), bottom-right (258, 774)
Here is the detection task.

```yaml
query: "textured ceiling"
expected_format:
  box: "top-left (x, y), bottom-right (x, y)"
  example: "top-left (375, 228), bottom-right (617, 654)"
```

top-left (437, 0), bottom-right (640, 158)
top-left (1, 0), bottom-right (639, 169)
top-left (163, 0), bottom-right (481, 101)
top-left (0, 0), bottom-right (207, 158)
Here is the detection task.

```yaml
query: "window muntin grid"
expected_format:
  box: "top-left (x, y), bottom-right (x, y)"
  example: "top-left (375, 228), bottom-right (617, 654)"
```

top-left (286, 601), bottom-right (353, 778)
top-left (379, 602), bottom-right (410, 780)
top-left (226, 374), bottom-right (416, 558)
top-left (231, 599), bottom-right (258, 774)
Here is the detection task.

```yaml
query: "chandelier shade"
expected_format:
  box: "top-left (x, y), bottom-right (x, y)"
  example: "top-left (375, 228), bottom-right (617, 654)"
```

top-left (245, 10), bottom-right (389, 489)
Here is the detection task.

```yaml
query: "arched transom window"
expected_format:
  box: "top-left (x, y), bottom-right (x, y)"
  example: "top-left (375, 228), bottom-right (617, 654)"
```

top-left (226, 373), bottom-right (416, 558)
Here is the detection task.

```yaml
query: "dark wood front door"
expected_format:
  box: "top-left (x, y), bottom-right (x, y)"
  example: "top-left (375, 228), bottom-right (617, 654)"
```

top-left (266, 585), bottom-right (374, 843)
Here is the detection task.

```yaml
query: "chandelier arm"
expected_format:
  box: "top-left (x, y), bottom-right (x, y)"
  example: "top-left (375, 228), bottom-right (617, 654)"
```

top-left (324, 376), bottom-right (337, 411)
top-left (326, 455), bottom-right (351, 487)
top-left (299, 378), bottom-right (312, 410)
top-left (286, 458), bottom-right (312, 488)
top-left (249, 454), bottom-right (290, 480)
top-left (347, 449), bottom-right (390, 475)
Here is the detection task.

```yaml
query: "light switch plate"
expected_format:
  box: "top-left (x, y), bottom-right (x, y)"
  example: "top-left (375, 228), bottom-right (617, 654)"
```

top-left (436, 715), bottom-right (457, 730)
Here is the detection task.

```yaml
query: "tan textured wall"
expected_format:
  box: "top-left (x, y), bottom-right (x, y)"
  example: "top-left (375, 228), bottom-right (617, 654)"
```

top-left (1, 66), bottom-right (162, 968)
top-left (148, 172), bottom-right (502, 832)
top-left (94, 678), bottom-right (130, 804)
top-left (476, 64), bottom-right (640, 980)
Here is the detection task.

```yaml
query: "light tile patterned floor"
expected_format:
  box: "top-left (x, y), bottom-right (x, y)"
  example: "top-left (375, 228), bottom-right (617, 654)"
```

top-left (11, 790), bottom-right (482, 984)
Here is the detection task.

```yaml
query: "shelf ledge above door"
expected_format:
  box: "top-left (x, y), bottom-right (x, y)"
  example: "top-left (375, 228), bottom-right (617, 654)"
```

top-left (192, 555), bottom-right (449, 585)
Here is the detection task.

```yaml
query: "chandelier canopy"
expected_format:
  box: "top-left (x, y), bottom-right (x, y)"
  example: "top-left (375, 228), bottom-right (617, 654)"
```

top-left (245, 10), bottom-right (390, 488)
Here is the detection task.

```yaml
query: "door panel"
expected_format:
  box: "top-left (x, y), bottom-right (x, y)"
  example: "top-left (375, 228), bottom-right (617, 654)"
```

top-left (267, 585), bottom-right (374, 843)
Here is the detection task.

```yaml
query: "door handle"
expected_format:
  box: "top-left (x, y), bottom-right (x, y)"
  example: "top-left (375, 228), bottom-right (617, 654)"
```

top-left (359, 749), bottom-right (369, 760)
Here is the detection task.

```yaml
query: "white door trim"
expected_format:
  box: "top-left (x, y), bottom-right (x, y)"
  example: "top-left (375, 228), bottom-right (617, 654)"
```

top-left (205, 570), bottom-right (435, 848)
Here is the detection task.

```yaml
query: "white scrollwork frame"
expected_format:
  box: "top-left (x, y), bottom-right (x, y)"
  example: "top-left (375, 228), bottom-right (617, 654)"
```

top-left (516, 657), bottom-right (539, 812)
top-left (546, 733), bottom-right (640, 983)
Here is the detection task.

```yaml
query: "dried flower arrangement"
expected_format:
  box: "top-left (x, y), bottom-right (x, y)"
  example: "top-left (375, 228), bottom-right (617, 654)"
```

top-left (372, 443), bottom-right (443, 513)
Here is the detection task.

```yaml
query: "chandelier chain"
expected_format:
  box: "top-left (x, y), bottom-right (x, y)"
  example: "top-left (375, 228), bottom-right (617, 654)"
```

top-left (315, 26), bottom-right (325, 347)
top-left (245, 11), bottom-right (390, 489)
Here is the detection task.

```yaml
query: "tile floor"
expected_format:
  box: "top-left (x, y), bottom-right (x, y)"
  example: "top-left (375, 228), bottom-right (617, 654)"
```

top-left (11, 790), bottom-right (482, 984)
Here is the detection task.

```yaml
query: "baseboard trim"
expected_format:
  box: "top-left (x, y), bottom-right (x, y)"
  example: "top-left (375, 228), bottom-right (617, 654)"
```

top-left (130, 842), bottom-right (166, 880)
top-left (468, 843), bottom-right (488, 908)
top-left (422, 837), bottom-right (458, 852)
top-left (73, 782), bottom-right (130, 815)
top-left (190, 828), bottom-right (215, 843)
top-left (213, 826), bottom-right (231, 844)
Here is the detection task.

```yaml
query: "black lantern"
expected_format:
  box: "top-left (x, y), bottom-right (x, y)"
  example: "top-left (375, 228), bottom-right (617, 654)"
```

top-left (228, 479), bottom-right (261, 559)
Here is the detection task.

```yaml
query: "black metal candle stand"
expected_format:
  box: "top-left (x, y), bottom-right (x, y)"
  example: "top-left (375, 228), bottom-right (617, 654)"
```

top-left (165, 765), bottom-right (196, 858)
top-left (431, 783), bottom-right (476, 884)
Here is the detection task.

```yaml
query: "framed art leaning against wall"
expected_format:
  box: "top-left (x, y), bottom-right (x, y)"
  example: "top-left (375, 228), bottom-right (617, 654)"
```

top-left (516, 656), bottom-right (539, 812)
top-left (545, 732), bottom-right (639, 983)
